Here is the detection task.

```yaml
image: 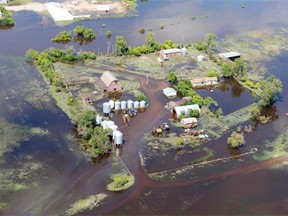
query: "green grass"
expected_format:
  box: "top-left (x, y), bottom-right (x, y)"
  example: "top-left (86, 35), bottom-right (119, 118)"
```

top-left (65, 193), bottom-right (108, 215)
top-left (107, 172), bottom-right (134, 191)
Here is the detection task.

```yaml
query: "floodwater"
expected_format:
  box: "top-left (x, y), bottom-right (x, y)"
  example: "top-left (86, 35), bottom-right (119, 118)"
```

top-left (1, 0), bottom-right (288, 215)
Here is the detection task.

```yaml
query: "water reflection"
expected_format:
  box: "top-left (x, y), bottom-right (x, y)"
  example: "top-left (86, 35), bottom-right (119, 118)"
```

top-left (198, 77), bottom-right (254, 115)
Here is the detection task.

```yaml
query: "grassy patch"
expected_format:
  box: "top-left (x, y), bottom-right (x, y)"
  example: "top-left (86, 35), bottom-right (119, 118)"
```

top-left (65, 193), bottom-right (108, 216)
top-left (254, 132), bottom-right (288, 161)
top-left (221, 29), bottom-right (288, 80)
top-left (107, 172), bottom-right (134, 191)
top-left (0, 202), bottom-right (7, 211)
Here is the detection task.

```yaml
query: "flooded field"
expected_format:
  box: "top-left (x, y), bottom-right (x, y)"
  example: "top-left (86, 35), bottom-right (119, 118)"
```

top-left (1, 0), bottom-right (288, 215)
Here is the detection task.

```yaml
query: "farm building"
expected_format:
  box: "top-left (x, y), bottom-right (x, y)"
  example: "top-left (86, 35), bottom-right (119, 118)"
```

top-left (181, 117), bottom-right (198, 128)
top-left (191, 77), bottom-right (218, 87)
top-left (0, 0), bottom-right (8, 4)
top-left (45, 2), bottom-right (74, 21)
top-left (96, 5), bottom-right (111, 12)
top-left (160, 48), bottom-right (181, 60)
top-left (174, 104), bottom-right (201, 118)
top-left (163, 87), bottom-right (177, 98)
top-left (219, 52), bottom-right (241, 61)
top-left (96, 71), bottom-right (123, 93)
top-left (166, 97), bottom-right (192, 109)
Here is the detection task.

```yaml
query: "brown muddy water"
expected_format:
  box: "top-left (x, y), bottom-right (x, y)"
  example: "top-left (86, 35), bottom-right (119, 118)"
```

top-left (1, 0), bottom-right (288, 215)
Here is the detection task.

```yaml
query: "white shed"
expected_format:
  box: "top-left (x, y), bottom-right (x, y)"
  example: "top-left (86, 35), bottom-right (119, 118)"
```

top-left (163, 87), bottom-right (177, 98)
top-left (97, 5), bottom-right (111, 12)
top-left (174, 104), bottom-right (200, 118)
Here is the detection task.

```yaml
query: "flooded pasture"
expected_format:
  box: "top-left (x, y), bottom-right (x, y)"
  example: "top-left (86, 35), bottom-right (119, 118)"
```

top-left (1, 0), bottom-right (288, 215)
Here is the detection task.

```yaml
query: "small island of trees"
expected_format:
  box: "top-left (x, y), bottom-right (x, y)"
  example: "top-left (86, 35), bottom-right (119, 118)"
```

top-left (0, 6), bottom-right (15, 26)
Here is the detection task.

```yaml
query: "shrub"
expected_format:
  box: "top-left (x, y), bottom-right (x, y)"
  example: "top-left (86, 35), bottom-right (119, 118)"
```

top-left (207, 71), bottom-right (218, 77)
top-left (227, 131), bottom-right (244, 148)
top-left (139, 27), bottom-right (145, 34)
top-left (67, 96), bottom-right (75, 106)
top-left (51, 31), bottom-right (72, 42)
top-left (106, 30), bottom-right (112, 38)
top-left (136, 93), bottom-right (147, 101)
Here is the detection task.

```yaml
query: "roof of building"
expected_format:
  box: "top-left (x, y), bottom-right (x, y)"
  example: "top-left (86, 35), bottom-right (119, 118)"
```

top-left (163, 87), bottom-right (177, 96)
top-left (100, 71), bottom-right (118, 87)
top-left (97, 5), bottom-right (111, 11)
top-left (45, 3), bottom-right (74, 21)
top-left (219, 52), bottom-right (241, 59)
top-left (174, 104), bottom-right (201, 117)
top-left (181, 117), bottom-right (198, 125)
top-left (191, 77), bottom-right (218, 84)
top-left (161, 48), bottom-right (181, 54)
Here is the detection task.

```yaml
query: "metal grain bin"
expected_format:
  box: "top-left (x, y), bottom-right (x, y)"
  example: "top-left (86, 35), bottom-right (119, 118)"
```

top-left (113, 131), bottom-right (123, 145)
top-left (133, 101), bottom-right (139, 109)
top-left (96, 114), bottom-right (103, 125)
top-left (108, 124), bottom-right (118, 132)
top-left (127, 100), bottom-right (133, 109)
top-left (109, 99), bottom-right (115, 109)
top-left (103, 102), bottom-right (111, 114)
top-left (139, 100), bottom-right (146, 108)
top-left (114, 101), bottom-right (121, 110)
top-left (121, 101), bottom-right (127, 110)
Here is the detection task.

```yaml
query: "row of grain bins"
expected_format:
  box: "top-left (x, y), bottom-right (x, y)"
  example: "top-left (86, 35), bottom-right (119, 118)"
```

top-left (103, 100), bottom-right (146, 115)
top-left (96, 114), bottom-right (123, 145)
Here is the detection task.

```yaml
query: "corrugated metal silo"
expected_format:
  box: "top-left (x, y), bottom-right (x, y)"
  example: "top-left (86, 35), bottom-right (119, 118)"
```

top-left (96, 114), bottom-right (103, 124)
top-left (133, 101), bottom-right (139, 109)
top-left (139, 100), bottom-right (146, 108)
top-left (103, 102), bottom-right (111, 114)
top-left (127, 100), bottom-right (133, 109)
top-left (113, 131), bottom-right (123, 145)
top-left (114, 101), bottom-right (121, 110)
top-left (121, 101), bottom-right (127, 110)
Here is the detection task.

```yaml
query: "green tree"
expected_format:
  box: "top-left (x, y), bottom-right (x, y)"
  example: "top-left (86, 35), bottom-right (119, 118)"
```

top-left (176, 80), bottom-right (193, 96)
top-left (51, 31), bottom-right (72, 42)
top-left (106, 30), bottom-right (112, 39)
top-left (73, 25), bottom-right (85, 37)
top-left (67, 96), bottom-right (75, 106)
top-left (139, 27), bottom-right (145, 34)
top-left (73, 25), bottom-right (96, 39)
top-left (0, 7), bottom-right (15, 26)
top-left (207, 70), bottom-right (218, 77)
top-left (83, 28), bottom-right (96, 39)
top-left (80, 51), bottom-right (96, 60)
top-left (227, 131), bottom-right (244, 148)
top-left (136, 93), bottom-right (147, 101)
top-left (25, 49), bottom-right (39, 61)
top-left (189, 109), bottom-right (200, 118)
top-left (162, 40), bottom-right (177, 49)
top-left (233, 58), bottom-right (246, 77)
top-left (221, 63), bottom-right (233, 77)
top-left (194, 41), bottom-right (207, 51)
top-left (257, 75), bottom-right (282, 107)
top-left (90, 127), bottom-right (113, 155)
top-left (205, 33), bottom-right (217, 54)
top-left (115, 36), bottom-right (127, 56)
top-left (78, 110), bottom-right (96, 128)
top-left (166, 72), bottom-right (178, 84)
top-left (146, 32), bottom-right (158, 51)
top-left (191, 94), bottom-right (206, 107)
top-left (250, 104), bottom-right (261, 120)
